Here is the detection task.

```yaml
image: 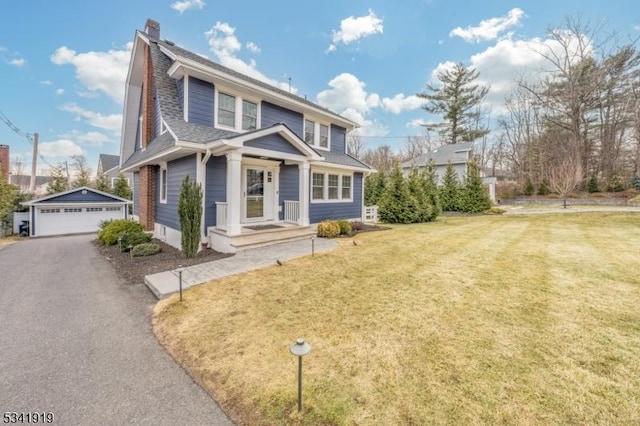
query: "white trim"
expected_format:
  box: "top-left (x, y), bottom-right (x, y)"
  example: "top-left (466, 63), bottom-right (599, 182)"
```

top-left (303, 118), bottom-right (331, 151)
top-left (213, 88), bottom-right (262, 132)
top-left (183, 74), bottom-right (189, 122)
top-left (119, 146), bottom-right (182, 173)
top-left (226, 151), bottom-right (243, 235)
top-left (309, 170), bottom-right (354, 203)
top-left (24, 186), bottom-right (132, 205)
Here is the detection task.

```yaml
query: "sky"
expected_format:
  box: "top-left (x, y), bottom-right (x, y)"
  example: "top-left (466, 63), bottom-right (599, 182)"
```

top-left (1, 0), bottom-right (638, 177)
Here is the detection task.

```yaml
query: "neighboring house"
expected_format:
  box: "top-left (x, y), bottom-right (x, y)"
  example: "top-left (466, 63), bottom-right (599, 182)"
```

top-left (10, 175), bottom-right (51, 195)
top-left (119, 19), bottom-right (371, 253)
top-left (23, 186), bottom-right (131, 237)
top-left (401, 142), bottom-right (475, 184)
top-left (97, 153), bottom-right (131, 188)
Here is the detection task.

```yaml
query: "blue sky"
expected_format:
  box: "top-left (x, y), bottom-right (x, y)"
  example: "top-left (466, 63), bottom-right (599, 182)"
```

top-left (1, 0), bottom-right (638, 177)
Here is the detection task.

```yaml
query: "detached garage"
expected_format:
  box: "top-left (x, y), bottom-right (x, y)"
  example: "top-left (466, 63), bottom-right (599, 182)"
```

top-left (24, 187), bottom-right (132, 237)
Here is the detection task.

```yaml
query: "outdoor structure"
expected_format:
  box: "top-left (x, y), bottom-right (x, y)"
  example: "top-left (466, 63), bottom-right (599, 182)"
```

top-left (97, 153), bottom-right (129, 188)
top-left (10, 175), bottom-right (50, 195)
top-left (23, 187), bottom-right (131, 237)
top-left (401, 142), bottom-right (474, 184)
top-left (119, 19), bottom-right (371, 253)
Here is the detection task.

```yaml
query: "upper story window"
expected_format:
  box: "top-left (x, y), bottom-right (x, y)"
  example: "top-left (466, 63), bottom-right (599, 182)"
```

top-left (304, 119), bottom-right (330, 150)
top-left (215, 90), bottom-right (260, 132)
top-left (218, 93), bottom-right (236, 127)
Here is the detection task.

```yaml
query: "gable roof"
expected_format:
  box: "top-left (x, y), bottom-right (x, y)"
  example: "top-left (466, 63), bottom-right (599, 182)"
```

top-left (401, 142), bottom-right (474, 168)
top-left (99, 154), bottom-right (120, 172)
top-left (24, 186), bottom-right (132, 205)
top-left (10, 175), bottom-right (50, 187)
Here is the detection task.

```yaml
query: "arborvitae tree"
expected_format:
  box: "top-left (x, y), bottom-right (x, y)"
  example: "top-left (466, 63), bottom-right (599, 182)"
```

top-left (178, 176), bottom-right (203, 258)
top-left (112, 174), bottom-right (132, 200)
top-left (364, 171), bottom-right (386, 206)
top-left (537, 178), bottom-right (550, 196)
top-left (631, 175), bottom-right (640, 190)
top-left (417, 62), bottom-right (490, 144)
top-left (420, 161), bottom-right (441, 221)
top-left (439, 161), bottom-right (460, 211)
top-left (378, 164), bottom-right (415, 224)
top-left (606, 172), bottom-right (624, 192)
top-left (524, 178), bottom-right (535, 195)
top-left (95, 172), bottom-right (111, 192)
top-left (47, 163), bottom-right (70, 194)
top-left (70, 155), bottom-right (92, 188)
top-left (586, 175), bottom-right (599, 193)
top-left (459, 161), bottom-right (492, 213)
top-left (406, 166), bottom-right (430, 222)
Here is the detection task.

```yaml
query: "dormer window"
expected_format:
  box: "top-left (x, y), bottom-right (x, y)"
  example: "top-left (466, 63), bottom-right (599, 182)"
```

top-left (215, 90), bottom-right (259, 131)
top-left (304, 119), bottom-right (330, 150)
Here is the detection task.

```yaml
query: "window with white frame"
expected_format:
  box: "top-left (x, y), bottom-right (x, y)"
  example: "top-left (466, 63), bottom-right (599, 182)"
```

top-left (304, 119), bottom-right (330, 150)
top-left (40, 208), bottom-right (60, 214)
top-left (64, 208), bottom-right (82, 213)
top-left (242, 100), bottom-right (257, 130)
top-left (311, 171), bottom-right (353, 202)
top-left (105, 206), bottom-right (121, 212)
top-left (217, 92), bottom-right (236, 127)
top-left (86, 207), bottom-right (103, 212)
top-left (160, 166), bottom-right (168, 203)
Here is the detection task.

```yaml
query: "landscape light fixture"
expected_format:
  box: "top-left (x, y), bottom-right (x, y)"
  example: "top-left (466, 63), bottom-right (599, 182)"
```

top-left (176, 266), bottom-right (184, 302)
top-left (290, 338), bottom-right (311, 412)
top-left (310, 236), bottom-right (315, 257)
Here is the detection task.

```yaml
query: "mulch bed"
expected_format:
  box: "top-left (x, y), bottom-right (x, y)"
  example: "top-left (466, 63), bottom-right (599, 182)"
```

top-left (93, 239), bottom-right (233, 286)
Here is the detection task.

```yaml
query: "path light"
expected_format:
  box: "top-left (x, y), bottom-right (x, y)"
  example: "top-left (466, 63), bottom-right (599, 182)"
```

top-left (176, 265), bottom-right (184, 302)
top-left (310, 236), bottom-right (315, 257)
top-left (290, 338), bottom-right (311, 412)
top-left (118, 236), bottom-right (123, 251)
top-left (128, 245), bottom-right (133, 260)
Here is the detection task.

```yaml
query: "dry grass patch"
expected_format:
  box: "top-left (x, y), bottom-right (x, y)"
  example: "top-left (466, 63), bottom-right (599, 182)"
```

top-left (154, 213), bottom-right (640, 425)
top-left (0, 235), bottom-right (21, 249)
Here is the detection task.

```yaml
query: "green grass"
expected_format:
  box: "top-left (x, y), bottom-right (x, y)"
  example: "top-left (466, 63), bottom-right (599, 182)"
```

top-left (154, 213), bottom-right (640, 425)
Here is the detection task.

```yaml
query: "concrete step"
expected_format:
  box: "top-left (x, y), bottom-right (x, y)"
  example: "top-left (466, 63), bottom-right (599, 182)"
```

top-left (231, 227), bottom-right (316, 251)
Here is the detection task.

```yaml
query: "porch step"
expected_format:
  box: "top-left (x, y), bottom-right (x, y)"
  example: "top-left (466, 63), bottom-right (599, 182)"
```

top-left (231, 226), bottom-right (316, 251)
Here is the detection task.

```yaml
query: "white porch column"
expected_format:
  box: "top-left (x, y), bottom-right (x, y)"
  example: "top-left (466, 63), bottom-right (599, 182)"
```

top-left (196, 152), bottom-right (207, 243)
top-left (226, 151), bottom-right (242, 235)
top-left (298, 162), bottom-right (310, 226)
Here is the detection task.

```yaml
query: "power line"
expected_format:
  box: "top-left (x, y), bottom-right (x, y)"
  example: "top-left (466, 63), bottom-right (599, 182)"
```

top-left (0, 109), bottom-right (52, 168)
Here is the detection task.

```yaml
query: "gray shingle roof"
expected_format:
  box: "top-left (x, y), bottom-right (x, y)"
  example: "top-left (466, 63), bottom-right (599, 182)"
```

top-left (319, 151), bottom-right (371, 169)
top-left (99, 153), bottom-right (120, 171)
top-left (121, 132), bottom-right (176, 169)
top-left (401, 142), bottom-right (474, 168)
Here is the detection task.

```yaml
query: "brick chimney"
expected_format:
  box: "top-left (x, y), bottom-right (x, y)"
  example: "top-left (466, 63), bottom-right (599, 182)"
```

top-left (144, 19), bottom-right (160, 40)
top-left (0, 144), bottom-right (9, 182)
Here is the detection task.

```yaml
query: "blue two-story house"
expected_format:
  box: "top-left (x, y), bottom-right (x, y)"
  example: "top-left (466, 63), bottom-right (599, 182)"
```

top-left (120, 19), bottom-right (371, 253)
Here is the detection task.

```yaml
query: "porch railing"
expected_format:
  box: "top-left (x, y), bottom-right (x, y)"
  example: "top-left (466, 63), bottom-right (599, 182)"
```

top-left (215, 202), bottom-right (228, 231)
top-left (364, 205), bottom-right (378, 224)
top-left (283, 200), bottom-right (299, 224)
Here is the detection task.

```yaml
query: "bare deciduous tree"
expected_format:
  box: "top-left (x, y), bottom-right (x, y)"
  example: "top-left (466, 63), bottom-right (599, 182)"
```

top-left (549, 156), bottom-right (582, 208)
top-left (347, 134), bottom-right (366, 159)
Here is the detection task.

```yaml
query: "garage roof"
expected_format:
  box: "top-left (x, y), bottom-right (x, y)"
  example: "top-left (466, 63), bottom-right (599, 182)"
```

top-left (24, 186), bottom-right (132, 205)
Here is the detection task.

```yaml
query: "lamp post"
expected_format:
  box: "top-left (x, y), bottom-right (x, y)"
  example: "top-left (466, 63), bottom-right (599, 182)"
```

top-left (290, 338), bottom-right (311, 412)
top-left (310, 237), bottom-right (315, 257)
top-left (176, 266), bottom-right (184, 302)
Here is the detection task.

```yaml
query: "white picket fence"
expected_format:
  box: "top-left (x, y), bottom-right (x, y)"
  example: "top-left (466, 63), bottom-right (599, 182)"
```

top-left (364, 205), bottom-right (378, 224)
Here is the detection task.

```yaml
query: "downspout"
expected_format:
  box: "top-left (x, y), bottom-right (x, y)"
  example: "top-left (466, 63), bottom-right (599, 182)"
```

top-left (199, 149), bottom-right (212, 247)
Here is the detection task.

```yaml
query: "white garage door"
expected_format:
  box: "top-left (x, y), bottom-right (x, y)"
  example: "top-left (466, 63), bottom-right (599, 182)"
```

top-left (36, 205), bottom-right (125, 236)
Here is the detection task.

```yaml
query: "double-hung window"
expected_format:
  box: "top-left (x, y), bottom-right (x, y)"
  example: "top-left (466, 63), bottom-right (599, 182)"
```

top-left (218, 93), bottom-right (236, 127)
top-left (242, 100), bottom-right (257, 131)
top-left (311, 172), bottom-right (353, 202)
top-left (304, 119), bottom-right (330, 150)
top-left (160, 167), bottom-right (168, 203)
top-left (305, 120), bottom-right (315, 145)
top-left (319, 124), bottom-right (329, 148)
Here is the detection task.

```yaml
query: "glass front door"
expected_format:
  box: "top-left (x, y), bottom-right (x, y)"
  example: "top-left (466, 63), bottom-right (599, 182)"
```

top-left (245, 168), bottom-right (264, 219)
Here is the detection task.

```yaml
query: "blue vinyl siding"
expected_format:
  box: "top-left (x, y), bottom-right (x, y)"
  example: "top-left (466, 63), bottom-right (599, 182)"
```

top-left (278, 164), bottom-right (299, 220)
top-left (38, 189), bottom-right (125, 203)
top-left (156, 155), bottom-right (197, 230)
top-left (261, 101), bottom-right (303, 138)
top-left (205, 155), bottom-right (227, 228)
top-left (331, 124), bottom-right (347, 154)
top-left (188, 77), bottom-right (214, 126)
top-left (133, 172), bottom-right (139, 215)
top-left (176, 78), bottom-right (184, 112)
top-left (309, 173), bottom-right (362, 223)
top-left (245, 133), bottom-right (304, 155)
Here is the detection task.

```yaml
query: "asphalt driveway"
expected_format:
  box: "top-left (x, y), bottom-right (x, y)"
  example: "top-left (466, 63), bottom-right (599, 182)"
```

top-left (0, 234), bottom-right (233, 425)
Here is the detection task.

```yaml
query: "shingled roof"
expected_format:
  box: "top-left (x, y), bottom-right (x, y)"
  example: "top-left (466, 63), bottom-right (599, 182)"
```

top-left (401, 142), bottom-right (474, 168)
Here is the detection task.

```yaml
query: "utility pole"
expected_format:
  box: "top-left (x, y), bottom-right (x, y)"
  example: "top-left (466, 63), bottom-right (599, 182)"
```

top-left (64, 160), bottom-right (71, 186)
top-left (29, 132), bottom-right (38, 193)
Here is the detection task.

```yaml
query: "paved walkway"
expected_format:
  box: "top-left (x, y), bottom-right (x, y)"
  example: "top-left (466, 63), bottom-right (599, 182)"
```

top-left (145, 238), bottom-right (338, 298)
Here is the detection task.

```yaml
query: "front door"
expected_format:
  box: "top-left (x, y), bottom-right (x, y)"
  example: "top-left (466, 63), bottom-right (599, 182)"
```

top-left (245, 168), bottom-right (264, 220)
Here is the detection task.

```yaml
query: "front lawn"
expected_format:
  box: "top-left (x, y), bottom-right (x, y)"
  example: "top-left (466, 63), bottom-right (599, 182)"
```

top-left (154, 213), bottom-right (640, 425)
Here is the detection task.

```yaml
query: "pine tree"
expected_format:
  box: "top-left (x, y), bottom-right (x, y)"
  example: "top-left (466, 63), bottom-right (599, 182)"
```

top-left (586, 175), bottom-right (599, 193)
top-left (378, 164), bottom-right (415, 224)
top-left (537, 178), bottom-right (550, 196)
top-left (70, 155), bottom-right (92, 188)
top-left (0, 166), bottom-right (18, 230)
top-left (420, 161), bottom-right (441, 221)
top-left (459, 161), bottom-right (492, 213)
top-left (178, 175), bottom-right (203, 258)
top-left (417, 63), bottom-right (489, 144)
top-left (364, 171), bottom-right (386, 206)
top-left (406, 166), bottom-right (430, 222)
top-left (606, 172), bottom-right (624, 192)
top-left (95, 172), bottom-right (111, 192)
top-left (439, 162), bottom-right (460, 211)
top-left (112, 174), bottom-right (132, 200)
top-left (47, 163), bottom-right (69, 194)
top-left (524, 178), bottom-right (535, 195)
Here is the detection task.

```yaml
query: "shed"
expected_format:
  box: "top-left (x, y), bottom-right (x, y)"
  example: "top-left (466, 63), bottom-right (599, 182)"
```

top-left (23, 187), bottom-right (132, 237)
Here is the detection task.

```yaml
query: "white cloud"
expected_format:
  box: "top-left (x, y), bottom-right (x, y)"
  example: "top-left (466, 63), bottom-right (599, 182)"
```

top-left (246, 42), bottom-right (261, 54)
top-left (429, 61), bottom-right (457, 85)
top-left (55, 88), bottom-right (65, 95)
top-left (381, 94), bottom-right (423, 114)
top-left (40, 80), bottom-right (53, 86)
top-left (38, 139), bottom-right (84, 157)
top-left (406, 118), bottom-right (429, 128)
top-left (327, 9), bottom-right (384, 52)
top-left (205, 22), bottom-right (293, 92)
top-left (450, 8), bottom-right (525, 43)
top-left (60, 103), bottom-right (122, 133)
top-left (317, 73), bottom-right (380, 114)
top-left (9, 58), bottom-right (25, 67)
top-left (51, 43), bottom-right (132, 103)
top-left (60, 130), bottom-right (111, 147)
top-left (170, 0), bottom-right (205, 13)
